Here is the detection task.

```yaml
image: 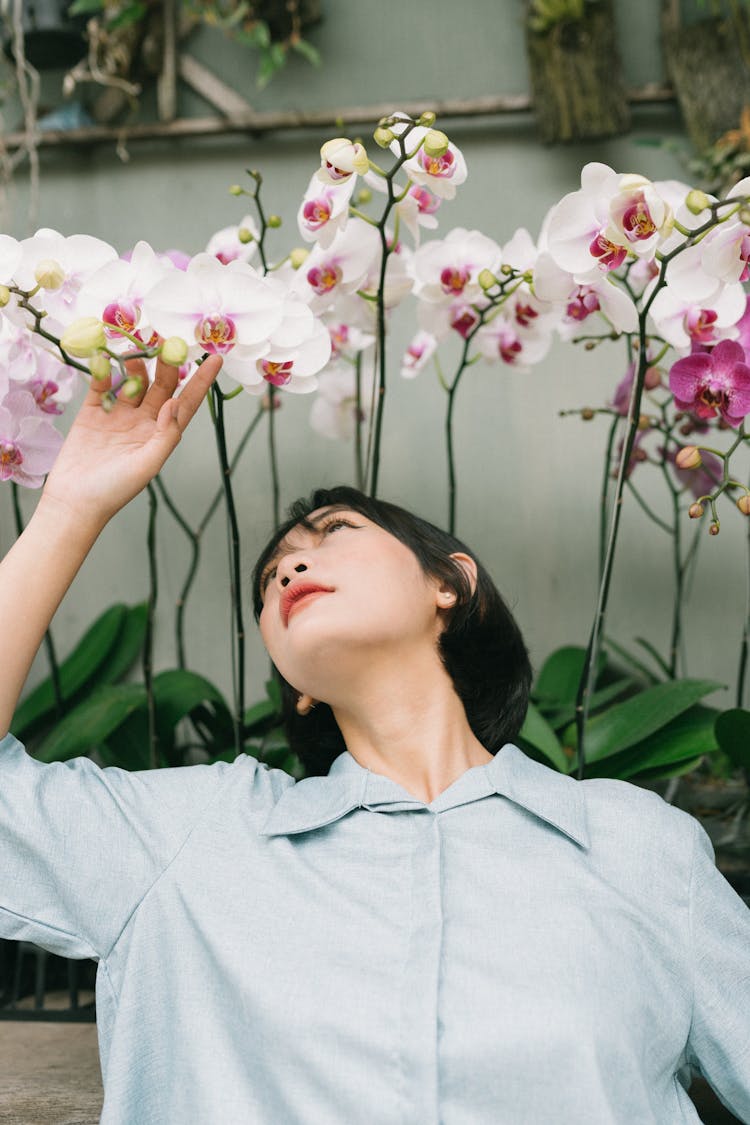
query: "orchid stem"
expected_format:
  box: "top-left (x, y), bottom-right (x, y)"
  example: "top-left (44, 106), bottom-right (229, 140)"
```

top-left (144, 482), bottom-right (159, 770)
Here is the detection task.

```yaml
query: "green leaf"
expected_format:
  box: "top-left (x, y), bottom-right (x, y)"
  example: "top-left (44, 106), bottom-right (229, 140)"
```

top-left (256, 50), bottom-right (279, 88)
top-left (533, 646), bottom-right (591, 705)
top-left (34, 684), bottom-right (147, 764)
top-left (12, 605), bottom-right (129, 738)
top-left (541, 678), bottom-right (634, 730)
top-left (98, 602), bottom-right (147, 684)
top-left (67, 0), bottom-right (106, 14)
top-left (715, 708), bottom-right (750, 771)
top-left (518, 701), bottom-right (569, 772)
top-left (243, 697), bottom-right (279, 734)
top-left (265, 677), bottom-right (282, 709)
top-left (106, 2), bottom-right (147, 31)
top-left (562, 680), bottom-right (723, 765)
top-left (99, 708), bottom-right (152, 771)
top-left (152, 670), bottom-right (230, 740)
top-left (575, 704), bottom-right (719, 779)
top-left (291, 38), bottom-right (321, 67)
top-left (633, 636), bottom-right (671, 680)
top-left (602, 636), bottom-right (660, 685)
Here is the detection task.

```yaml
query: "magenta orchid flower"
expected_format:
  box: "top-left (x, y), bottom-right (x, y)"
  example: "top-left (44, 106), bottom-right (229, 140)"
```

top-left (310, 362), bottom-right (375, 440)
top-left (387, 118), bottom-right (467, 201)
top-left (669, 339), bottom-right (750, 425)
top-left (0, 389), bottom-right (64, 487)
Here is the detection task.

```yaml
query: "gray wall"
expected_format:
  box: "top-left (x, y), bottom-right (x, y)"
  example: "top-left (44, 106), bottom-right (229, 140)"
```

top-left (1, 0), bottom-right (742, 714)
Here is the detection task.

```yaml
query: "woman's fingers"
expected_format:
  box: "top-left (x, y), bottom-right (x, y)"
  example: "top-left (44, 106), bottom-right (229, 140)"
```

top-left (139, 355), bottom-right (181, 417)
top-left (114, 355), bottom-right (150, 408)
top-left (171, 355), bottom-right (223, 431)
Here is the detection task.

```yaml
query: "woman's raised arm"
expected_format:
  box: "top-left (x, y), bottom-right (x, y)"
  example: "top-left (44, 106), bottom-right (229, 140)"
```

top-left (0, 353), bottom-right (223, 738)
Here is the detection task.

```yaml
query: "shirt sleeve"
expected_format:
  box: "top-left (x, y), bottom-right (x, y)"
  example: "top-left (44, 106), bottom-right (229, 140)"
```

top-left (0, 731), bottom-right (235, 962)
top-left (686, 815), bottom-right (750, 1123)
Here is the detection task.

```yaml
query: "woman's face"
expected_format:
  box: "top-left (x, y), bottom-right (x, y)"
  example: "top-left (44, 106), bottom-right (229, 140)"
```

top-left (257, 506), bottom-right (458, 701)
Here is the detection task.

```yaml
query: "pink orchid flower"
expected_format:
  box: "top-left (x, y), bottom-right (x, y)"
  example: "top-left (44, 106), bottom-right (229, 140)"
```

top-left (669, 339), bottom-right (750, 426)
top-left (0, 389), bottom-right (64, 487)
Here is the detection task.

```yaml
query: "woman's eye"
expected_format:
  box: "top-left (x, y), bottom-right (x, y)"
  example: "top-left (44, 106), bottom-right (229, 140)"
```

top-left (262, 567), bottom-right (276, 591)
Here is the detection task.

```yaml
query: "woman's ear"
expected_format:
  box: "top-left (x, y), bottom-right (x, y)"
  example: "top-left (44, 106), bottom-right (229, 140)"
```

top-left (438, 552), bottom-right (478, 603)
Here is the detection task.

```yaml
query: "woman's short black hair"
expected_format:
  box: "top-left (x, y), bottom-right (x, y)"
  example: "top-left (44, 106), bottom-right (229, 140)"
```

top-left (251, 485), bottom-right (532, 777)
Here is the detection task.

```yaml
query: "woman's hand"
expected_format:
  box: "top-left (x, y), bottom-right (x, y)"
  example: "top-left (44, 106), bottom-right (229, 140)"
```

top-left (40, 353), bottom-right (223, 530)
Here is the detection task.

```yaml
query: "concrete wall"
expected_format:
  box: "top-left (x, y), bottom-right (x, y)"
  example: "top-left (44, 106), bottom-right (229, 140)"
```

top-left (1, 0), bottom-right (743, 715)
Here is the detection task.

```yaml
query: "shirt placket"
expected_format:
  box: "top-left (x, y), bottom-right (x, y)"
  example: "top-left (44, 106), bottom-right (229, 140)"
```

top-left (394, 808), bottom-right (444, 1125)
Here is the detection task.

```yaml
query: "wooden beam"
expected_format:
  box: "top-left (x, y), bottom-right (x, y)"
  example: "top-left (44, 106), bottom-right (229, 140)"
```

top-left (3, 87), bottom-right (676, 153)
top-left (178, 53), bottom-right (255, 118)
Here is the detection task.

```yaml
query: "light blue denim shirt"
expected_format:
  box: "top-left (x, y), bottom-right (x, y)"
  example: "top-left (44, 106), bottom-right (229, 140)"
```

top-left (1, 729), bottom-right (748, 1124)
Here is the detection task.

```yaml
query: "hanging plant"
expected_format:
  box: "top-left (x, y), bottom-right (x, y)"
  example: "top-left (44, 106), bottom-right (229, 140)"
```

top-left (63, 0), bottom-right (322, 124)
top-left (523, 0), bottom-right (630, 143)
top-left (662, 0), bottom-right (750, 155)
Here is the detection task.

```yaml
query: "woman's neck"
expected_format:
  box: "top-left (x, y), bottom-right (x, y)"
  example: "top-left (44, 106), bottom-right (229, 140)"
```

top-left (329, 651), bottom-right (493, 804)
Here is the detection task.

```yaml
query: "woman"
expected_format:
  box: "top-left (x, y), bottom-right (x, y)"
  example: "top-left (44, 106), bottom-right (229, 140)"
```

top-left (1, 356), bottom-right (749, 1124)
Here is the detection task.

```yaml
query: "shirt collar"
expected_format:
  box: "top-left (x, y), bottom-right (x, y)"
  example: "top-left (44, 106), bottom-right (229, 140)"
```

top-left (258, 743), bottom-right (590, 849)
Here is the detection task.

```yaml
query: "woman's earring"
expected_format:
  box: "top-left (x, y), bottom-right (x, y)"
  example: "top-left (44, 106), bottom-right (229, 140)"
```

top-left (440, 591), bottom-right (456, 606)
top-left (296, 693), bottom-right (317, 716)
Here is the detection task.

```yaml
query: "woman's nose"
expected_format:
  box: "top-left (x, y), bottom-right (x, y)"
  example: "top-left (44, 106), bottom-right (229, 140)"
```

top-left (277, 558), bottom-right (309, 588)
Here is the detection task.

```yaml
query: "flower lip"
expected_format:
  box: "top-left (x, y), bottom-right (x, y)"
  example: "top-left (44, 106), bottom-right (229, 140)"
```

top-left (280, 581), bottom-right (335, 626)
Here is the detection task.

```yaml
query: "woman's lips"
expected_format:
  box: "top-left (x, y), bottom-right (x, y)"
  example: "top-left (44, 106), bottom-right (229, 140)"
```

top-left (283, 588), bottom-right (332, 625)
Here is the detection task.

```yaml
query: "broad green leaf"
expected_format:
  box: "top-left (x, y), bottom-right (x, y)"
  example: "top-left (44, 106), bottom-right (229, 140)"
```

top-left (152, 670), bottom-right (229, 738)
top-left (561, 679), bottom-right (723, 764)
top-left (631, 755), bottom-right (706, 783)
top-left (13, 605), bottom-right (128, 737)
top-left (243, 698), bottom-right (278, 733)
top-left (265, 677), bottom-right (282, 709)
top-left (518, 702), bottom-right (569, 772)
top-left (573, 704), bottom-right (719, 779)
top-left (99, 708), bottom-right (153, 771)
top-left (100, 603), bottom-right (147, 684)
top-left (34, 684), bottom-right (147, 764)
top-left (541, 678), bottom-right (634, 730)
top-left (533, 645), bottom-right (606, 706)
top-left (715, 709), bottom-right (750, 771)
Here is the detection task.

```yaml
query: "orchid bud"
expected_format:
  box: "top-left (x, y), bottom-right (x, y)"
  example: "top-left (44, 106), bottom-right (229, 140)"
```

top-left (709, 521), bottom-right (720, 535)
top-left (644, 366), bottom-right (662, 390)
top-left (685, 189), bottom-right (710, 215)
top-left (581, 408), bottom-right (595, 420)
top-left (740, 206), bottom-right (750, 226)
top-left (228, 184), bottom-right (243, 196)
top-left (373, 126), bottom-right (394, 148)
top-left (688, 502), bottom-right (704, 519)
top-left (478, 268), bottom-right (497, 291)
top-left (289, 247), bottom-right (309, 270)
top-left (60, 317), bottom-right (107, 358)
top-left (637, 414), bottom-right (651, 431)
top-left (160, 336), bottom-right (189, 367)
top-left (738, 495), bottom-right (750, 515)
top-left (320, 138), bottom-right (369, 179)
top-left (356, 187), bottom-right (372, 204)
top-left (238, 227), bottom-right (254, 244)
top-left (267, 214), bottom-right (282, 229)
top-left (34, 258), bottom-right (65, 291)
top-left (121, 376), bottom-right (143, 399)
top-left (89, 353), bottom-right (111, 381)
top-left (417, 111), bottom-right (436, 127)
top-left (675, 445), bottom-right (702, 470)
top-left (0, 285), bottom-right (10, 308)
top-left (423, 129), bottom-right (450, 158)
